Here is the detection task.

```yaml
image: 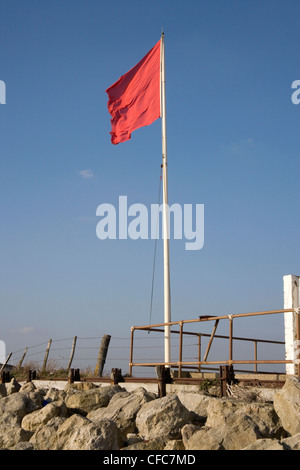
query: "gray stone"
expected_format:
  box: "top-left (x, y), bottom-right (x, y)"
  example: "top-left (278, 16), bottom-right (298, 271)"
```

top-left (21, 399), bottom-right (68, 432)
top-left (242, 438), bottom-right (285, 450)
top-left (136, 393), bottom-right (192, 440)
top-left (273, 377), bottom-right (300, 435)
top-left (88, 387), bottom-right (154, 437)
top-left (56, 415), bottom-right (122, 450)
top-left (281, 432), bottom-right (300, 450)
top-left (65, 385), bottom-right (121, 415)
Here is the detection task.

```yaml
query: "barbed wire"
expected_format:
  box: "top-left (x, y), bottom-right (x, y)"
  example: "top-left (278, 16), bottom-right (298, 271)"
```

top-left (6, 329), bottom-right (285, 376)
top-left (7, 333), bottom-right (202, 375)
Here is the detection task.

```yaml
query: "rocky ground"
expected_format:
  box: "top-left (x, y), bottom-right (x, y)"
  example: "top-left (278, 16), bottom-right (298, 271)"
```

top-left (0, 375), bottom-right (300, 450)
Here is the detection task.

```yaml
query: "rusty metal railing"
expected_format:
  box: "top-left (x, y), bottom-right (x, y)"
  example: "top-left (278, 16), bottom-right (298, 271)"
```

top-left (129, 308), bottom-right (298, 377)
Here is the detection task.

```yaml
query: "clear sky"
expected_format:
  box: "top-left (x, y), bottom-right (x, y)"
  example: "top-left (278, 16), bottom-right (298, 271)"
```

top-left (0, 0), bottom-right (299, 369)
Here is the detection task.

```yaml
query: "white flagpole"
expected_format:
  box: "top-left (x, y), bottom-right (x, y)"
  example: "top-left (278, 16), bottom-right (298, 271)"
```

top-left (160, 32), bottom-right (171, 366)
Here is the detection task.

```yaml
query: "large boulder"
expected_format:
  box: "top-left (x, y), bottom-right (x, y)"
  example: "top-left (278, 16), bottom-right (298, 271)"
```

top-left (0, 392), bottom-right (39, 427)
top-left (176, 391), bottom-right (216, 422)
top-left (56, 415), bottom-right (122, 450)
top-left (65, 385), bottom-right (122, 415)
top-left (121, 437), bottom-right (167, 451)
top-left (136, 393), bottom-right (192, 440)
top-left (182, 413), bottom-right (263, 451)
top-left (29, 417), bottom-right (65, 450)
top-left (87, 387), bottom-right (155, 437)
top-left (206, 398), bottom-right (283, 438)
top-left (273, 377), bottom-right (300, 435)
top-left (242, 438), bottom-right (285, 450)
top-left (5, 377), bottom-right (21, 395)
top-left (281, 432), bottom-right (300, 450)
top-left (0, 392), bottom-right (39, 448)
top-left (182, 424), bottom-right (224, 450)
top-left (30, 413), bottom-right (122, 450)
top-left (21, 399), bottom-right (68, 432)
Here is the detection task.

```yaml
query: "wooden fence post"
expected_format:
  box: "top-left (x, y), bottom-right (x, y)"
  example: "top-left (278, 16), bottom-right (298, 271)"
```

top-left (156, 365), bottom-right (172, 397)
top-left (0, 352), bottom-right (12, 375)
top-left (95, 334), bottom-right (111, 377)
top-left (18, 347), bottom-right (28, 368)
top-left (42, 339), bottom-right (52, 373)
top-left (67, 336), bottom-right (77, 370)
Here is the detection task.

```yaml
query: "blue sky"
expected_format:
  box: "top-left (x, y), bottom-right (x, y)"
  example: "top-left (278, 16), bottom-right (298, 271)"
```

top-left (0, 0), bottom-right (299, 369)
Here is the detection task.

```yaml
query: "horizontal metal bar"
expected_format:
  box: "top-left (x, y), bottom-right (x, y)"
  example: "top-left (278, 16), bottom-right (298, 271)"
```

top-left (131, 309), bottom-right (294, 331)
top-left (130, 359), bottom-right (293, 367)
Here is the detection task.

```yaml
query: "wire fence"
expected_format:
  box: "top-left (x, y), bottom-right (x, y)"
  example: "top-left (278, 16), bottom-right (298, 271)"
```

top-left (6, 332), bottom-right (204, 378)
top-left (4, 308), bottom-right (290, 379)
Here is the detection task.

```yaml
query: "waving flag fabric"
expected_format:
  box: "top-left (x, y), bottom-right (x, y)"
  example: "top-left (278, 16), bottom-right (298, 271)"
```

top-left (106, 40), bottom-right (161, 145)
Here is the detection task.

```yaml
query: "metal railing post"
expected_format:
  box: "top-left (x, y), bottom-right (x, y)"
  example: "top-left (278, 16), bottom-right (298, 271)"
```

top-left (129, 327), bottom-right (135, 377)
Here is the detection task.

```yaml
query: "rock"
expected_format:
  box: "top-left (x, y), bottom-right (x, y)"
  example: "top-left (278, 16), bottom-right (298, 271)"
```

top-left (220, 414), bottom-right (264, 450)
top-left (65, 385), bottom-right (121, 415)
top-left (2, 378), bottom-right (300, 450)
top-left (5, 377), bottom-right (21, 395)
top-left (242, 438), bottom-right (285, 450)
top-left (0, 384), bottom-right (7, 399)
top-left (281, 433), bottom-right (300, 450)
top-left (126, 433), bottom-right (143, 446)
top-left (240, 402), bottom-right (284, 438)
top-left (19, 382), bottom-right (46, 408)
top-left (177, 391), bottom-right (216, 422)
top-left (56, 415), bottom-right (122, 450)
top-left (29, 417), bottom-right (65, 450)
top-left (182, 425), bottom-right (224, 450)
top-left (0, 392), bottom-right (39, 426)
top-left (136, 393), bottom-right (192, 440)
top-left (181, 423), bottom-right (202, 446)
top-left (21, 399), bottom-right (68, 432)
top-left (44, 387), bottom-right (66, 403)
top-left (164, 439), bottom-right (185, 450)
top-left (9, 441), bottom-right (35, 450)
top-left (202, 398), bottom-right (284, 449)
top-left (206, 398), bottom-right (282, 438)
top-left (19, 382), bottom-right (37, 394)
top-left (88, 387), bottom-right (154, 437)
top-left (183, 414), bottom-right (263, 451)
top-left (65, 381), bottom-right (98, 391)
top-left (0, 391), bottom-right (36, 447)
top-left (121, 437), bottom-right (167, 450)
top-left (0, 427), bottom-right (33, 449)
top-left (273, 377), bottom-right (300, 435)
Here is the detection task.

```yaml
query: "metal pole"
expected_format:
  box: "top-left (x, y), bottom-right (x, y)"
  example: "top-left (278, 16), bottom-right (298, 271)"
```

top-left (129, 327), bottom-right (135, 377)
top-left (203, 319), bottom-right (219, 362)
top-left (297, 310), bottom-right (300, 378)
top-left (198, 334), bottom-right (202, 372)
top-left (179, 322), bottom-right (183, 378)
top-left (161, 32), bottom-right (171, 366)
top-left (229, 317), bottom-right (233, 365)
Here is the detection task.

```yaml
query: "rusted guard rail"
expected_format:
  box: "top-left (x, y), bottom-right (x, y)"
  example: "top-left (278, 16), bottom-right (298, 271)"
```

top-left (129, 308), bottom-right (298, 377)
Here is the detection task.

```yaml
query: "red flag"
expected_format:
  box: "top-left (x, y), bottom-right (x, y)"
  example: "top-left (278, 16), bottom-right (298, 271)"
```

top-left (106, 40), bottom-right (161, 145)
